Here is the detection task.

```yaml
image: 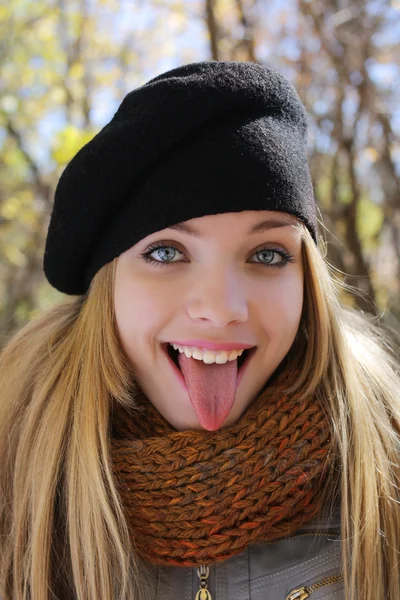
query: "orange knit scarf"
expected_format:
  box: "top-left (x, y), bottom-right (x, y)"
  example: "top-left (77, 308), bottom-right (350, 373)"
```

top-left (111, 371), bottom-right (332, 568)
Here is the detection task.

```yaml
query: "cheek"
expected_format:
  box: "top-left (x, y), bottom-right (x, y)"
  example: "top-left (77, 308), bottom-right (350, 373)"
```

top-left (114, 263), bottom-right (180, 349)
top-left (114, 281), bottom-right (160, 340)
top-left (257, 274), bottom-right (303, 334)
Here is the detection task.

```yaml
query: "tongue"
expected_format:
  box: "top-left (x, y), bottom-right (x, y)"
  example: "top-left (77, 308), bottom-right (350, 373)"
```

top-left (178, 354), bottom-right (238, 431)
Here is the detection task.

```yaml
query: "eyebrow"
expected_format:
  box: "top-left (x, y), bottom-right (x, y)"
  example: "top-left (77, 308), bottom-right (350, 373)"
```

top-left (168, 218), bottom-right (297, 237)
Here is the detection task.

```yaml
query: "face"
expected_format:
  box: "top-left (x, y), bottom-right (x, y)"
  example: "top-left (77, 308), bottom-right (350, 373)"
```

top-left (114, 210), bottom-right (304, 431)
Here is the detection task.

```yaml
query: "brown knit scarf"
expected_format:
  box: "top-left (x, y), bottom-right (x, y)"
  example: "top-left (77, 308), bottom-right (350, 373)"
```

top-left (111, 370), bottom-right (332, 568)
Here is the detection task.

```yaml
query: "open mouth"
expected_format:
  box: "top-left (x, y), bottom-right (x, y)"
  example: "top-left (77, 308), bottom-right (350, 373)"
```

top-left (165, 344), bottom-right (255, 372)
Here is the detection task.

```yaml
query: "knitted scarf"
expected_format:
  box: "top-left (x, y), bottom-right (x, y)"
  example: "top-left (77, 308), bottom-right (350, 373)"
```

top-left (111, 370), bottom-right (333, 568)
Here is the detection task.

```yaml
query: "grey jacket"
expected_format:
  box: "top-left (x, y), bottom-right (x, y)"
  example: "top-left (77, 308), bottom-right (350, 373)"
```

top-left (147, 502), bottom-right (344, 600)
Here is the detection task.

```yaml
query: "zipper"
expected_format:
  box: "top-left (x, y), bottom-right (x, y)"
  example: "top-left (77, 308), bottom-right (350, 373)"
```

top-left (194, 531), bottom-right (341, 600)
top-left (195, 564), bottom-right (212, 600)
top-left (285, 574), bottom-right (344, 599)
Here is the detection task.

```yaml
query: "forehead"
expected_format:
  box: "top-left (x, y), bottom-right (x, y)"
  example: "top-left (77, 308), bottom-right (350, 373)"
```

top-left (165, 211), bottom-right (302, 237)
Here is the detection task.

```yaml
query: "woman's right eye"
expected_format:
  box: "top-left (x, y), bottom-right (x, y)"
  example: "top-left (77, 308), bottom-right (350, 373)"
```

top-left (141, 244), bottom-right (184, 266)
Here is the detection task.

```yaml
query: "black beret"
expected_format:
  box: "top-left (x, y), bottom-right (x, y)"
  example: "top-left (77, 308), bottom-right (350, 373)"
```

top-left (44, 60), bottom-right (317, 295)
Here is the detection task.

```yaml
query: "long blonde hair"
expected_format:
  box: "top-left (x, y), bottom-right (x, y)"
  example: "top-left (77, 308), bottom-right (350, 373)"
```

top-left (0, 224), bottom-right (399, 600)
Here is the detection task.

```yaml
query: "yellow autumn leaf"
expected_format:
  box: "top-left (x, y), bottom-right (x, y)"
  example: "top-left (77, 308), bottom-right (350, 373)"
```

top-left (4, 245), bottom-right (26, 267)
top-left (364, 147), bottom-right (379, 162)
top-left (50, 86), bottom-right (66, 104)
top-left (357, 195), bottom-right (384, 243)
top-left (52, 125), bottom-right (95, 165)
top-left (1, 196), bottom-right (22, 220)
top-left (37, 19), bottom-right (56, 42)
top-left (1, 190), bottom-right (36, 226)
top-left (70, 62), bottom-right (85, 80)
top-left (0, 6), bottom-right (10, 21)
top-left (21, 69), bottom-right (35, 87)
top-left (42, 67), bottom-right (59, 86)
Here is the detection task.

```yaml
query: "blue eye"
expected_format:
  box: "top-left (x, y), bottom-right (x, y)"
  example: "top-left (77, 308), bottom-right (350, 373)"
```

top-left (141, 243), bottom-right (295, 269)
top-left (254, 249), bottom-right (284, 266)
top-left (147, 246), bottom-right (180, 262)
top-left (141, 244), bottom-right (184, 266)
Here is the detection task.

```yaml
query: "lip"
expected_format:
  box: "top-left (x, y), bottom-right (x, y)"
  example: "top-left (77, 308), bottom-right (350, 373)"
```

top-left (161, 343), bottom-right (257, 393)
top-left (167, 340), bottom-right (256, 351)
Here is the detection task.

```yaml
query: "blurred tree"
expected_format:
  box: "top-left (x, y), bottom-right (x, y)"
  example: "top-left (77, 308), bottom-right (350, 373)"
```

top-left (0, 0), bottom-right (146, 337)
top-left (296, 0), bottom-right (400, 317)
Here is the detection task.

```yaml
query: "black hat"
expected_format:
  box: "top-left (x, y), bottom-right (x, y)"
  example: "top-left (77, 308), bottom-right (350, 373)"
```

top-left (44, 60), bottom-right (317, 295)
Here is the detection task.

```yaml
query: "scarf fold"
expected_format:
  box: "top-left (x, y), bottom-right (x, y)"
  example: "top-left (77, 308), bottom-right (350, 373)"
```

top-left (111, 371), bottom-right (332, 567)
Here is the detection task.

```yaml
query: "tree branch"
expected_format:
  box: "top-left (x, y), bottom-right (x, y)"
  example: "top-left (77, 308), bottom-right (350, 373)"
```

top-left (1, 110), bottom-right (52, 209)
top-left (205, 0), bottom-right (220, 60)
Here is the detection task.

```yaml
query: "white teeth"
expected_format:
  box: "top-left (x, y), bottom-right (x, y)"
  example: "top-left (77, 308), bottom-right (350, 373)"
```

top-left (202, 350), bottom-right (216, 364)
top-left (169, 343), bottom-right (248, 365)
top-left (216, 352), bottom-right (228, 364)
top-left (192, 348), bottom-right (203, 360)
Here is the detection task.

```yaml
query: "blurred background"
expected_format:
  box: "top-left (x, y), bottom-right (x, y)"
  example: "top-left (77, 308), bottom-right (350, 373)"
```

top-left (0, 0), bottom-right (399, 342)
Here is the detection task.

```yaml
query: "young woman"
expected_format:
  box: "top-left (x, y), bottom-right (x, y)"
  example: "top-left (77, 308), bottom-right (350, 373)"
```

top-left (0, 61), bottom-right (399, 600)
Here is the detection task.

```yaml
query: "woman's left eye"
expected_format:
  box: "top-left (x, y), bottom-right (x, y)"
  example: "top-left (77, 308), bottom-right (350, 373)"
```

top-left (252, 248), bottom-right (295, 268)
top-left (141, 243), bottom-right (295, 269)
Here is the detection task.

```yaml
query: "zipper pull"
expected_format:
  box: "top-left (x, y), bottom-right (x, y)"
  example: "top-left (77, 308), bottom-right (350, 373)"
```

top-left (285, 587), bottom-right (309, 600)
top-left (195, 564), bottom-right (212, 600)
top-left (286, 574), bottom-right (343, 599)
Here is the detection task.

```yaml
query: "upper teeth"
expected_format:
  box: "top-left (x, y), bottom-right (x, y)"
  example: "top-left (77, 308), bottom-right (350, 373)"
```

top-left (171, 343), bottom-right (246, 365)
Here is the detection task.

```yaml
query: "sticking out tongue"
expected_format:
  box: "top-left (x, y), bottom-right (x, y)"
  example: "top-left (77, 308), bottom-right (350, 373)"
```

top-left (178, 354), bottom-right (238, 431)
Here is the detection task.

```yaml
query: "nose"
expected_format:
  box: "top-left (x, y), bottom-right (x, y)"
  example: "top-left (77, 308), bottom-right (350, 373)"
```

top-left (186, 267), bottom-right (249, 327)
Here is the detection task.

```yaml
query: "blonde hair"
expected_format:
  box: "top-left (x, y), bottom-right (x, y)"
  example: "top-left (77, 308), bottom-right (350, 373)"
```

top-left (0, 224), bottom-right (399, 600)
